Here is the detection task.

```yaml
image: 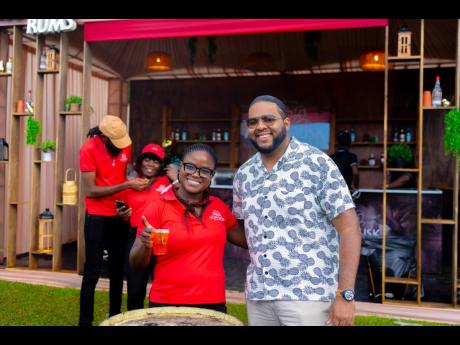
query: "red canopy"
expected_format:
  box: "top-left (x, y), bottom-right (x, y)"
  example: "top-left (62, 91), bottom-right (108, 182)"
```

top-left (84, 19), bottom-right (388, 42)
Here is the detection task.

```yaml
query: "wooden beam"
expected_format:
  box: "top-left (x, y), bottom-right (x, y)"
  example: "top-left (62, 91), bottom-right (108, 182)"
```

top-left (77, 41), bottom-right (92, 275)
top-left (6, 26), bottom-right (23, 267)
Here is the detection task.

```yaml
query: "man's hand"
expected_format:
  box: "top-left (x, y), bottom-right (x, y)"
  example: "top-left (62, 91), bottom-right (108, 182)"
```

top-left (128, 178), bottom-right (150, 191)
top-left (116, 206), bottom-right (132, 222)
top-left (140, 216), bottom-right (155, 249)
top-left (327, 298), bottom-right (355, 326)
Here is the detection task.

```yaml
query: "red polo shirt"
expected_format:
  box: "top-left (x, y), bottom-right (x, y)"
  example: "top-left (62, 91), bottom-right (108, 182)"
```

top-left (123, 175), bottom-right (170, 228)
top-left (138, 186), bottom-right (237, 305)
top-left (80, 135), bottom-right (131, 216)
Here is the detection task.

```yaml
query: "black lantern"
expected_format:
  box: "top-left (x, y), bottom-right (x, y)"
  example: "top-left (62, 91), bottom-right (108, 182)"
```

top-left (0, 138), bottom-right (8, 161)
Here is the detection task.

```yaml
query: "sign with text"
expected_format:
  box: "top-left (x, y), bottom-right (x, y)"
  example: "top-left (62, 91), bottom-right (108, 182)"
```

top-left (26, 19), bottom-right (77, 35)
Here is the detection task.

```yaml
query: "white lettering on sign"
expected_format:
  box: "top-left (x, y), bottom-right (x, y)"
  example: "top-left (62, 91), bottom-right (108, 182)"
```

top-left (26, 19), bottom-right (77, 35)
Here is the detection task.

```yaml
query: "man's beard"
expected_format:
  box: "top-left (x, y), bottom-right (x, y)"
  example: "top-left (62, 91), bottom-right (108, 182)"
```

top-left (105, 140), bottom-right (122, 157)
top-left (249, 126), bottom-right (287, 154)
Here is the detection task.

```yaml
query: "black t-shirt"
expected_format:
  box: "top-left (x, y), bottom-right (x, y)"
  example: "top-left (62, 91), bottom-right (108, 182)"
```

top-left (330, 148), bottom-right (358, 189)
top-left (390, 171), bottom-right (417, 189)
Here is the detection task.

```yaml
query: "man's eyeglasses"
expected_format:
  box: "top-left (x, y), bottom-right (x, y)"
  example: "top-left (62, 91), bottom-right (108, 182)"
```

top-left (182, 162), bottom-right (215, 179)
top-left (246, 114), bottom-right (284, 129)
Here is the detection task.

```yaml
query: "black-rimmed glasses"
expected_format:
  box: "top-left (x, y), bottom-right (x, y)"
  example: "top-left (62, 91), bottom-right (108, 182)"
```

top-left (182, 162), bottom-right (215, 179)
top-left (246, 114), bottom-right (284, 129)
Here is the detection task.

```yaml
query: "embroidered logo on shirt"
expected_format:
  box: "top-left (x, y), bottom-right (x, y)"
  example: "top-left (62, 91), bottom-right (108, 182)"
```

top-left (119, 153), bottom-right (128, 162)
top-left (156, 184), bottom-right (167, 192)
top-left (209, 209), bottom-right (225, 222)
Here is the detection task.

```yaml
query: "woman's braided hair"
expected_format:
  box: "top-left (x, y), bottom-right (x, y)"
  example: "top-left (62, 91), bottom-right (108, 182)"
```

top-left (182, 143), bottom-right (217, 167)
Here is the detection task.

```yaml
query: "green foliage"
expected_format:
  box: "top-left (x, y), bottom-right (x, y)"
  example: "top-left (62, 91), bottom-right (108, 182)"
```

top-left (64, 95), bottom-right (82, 110)
top-left (25, 116), bottom-right (41, 145)
top-left (39, 140), bottom-right (56, 152)
top-left (387, 143), bottom-right (413, 164)
top-left (444, 108), bottom-right (460, 166)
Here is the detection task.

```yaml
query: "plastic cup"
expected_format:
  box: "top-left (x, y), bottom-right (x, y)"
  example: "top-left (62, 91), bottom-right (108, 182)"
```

top-left (152, 229), bottom-right (169, 255)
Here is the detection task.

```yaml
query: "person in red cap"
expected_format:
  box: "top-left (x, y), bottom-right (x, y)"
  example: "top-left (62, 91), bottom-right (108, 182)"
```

top-left (78, 115), bottom-right (150, 326)
top-left (116, 143), bottom-right (178, 311)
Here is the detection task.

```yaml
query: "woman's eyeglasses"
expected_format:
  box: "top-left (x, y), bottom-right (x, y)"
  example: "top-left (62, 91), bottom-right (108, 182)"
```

top-left (246, 114), bottom-right (284, 129)
top-left (182, 162), bottom-right (215, 179)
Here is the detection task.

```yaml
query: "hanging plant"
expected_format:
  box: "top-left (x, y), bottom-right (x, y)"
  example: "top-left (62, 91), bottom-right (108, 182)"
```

top-left (444, 108), bottom-right (460, 166)
top-left (25, 116), bottom-right (41, 145)
top-left (207, 36), bottom-right (217, 64)
top-left (188, 37), bottom-right (198, 66)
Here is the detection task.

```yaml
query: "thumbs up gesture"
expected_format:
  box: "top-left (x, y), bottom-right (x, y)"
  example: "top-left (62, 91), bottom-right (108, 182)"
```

top-left (140, 216), bottom-right (155, 249)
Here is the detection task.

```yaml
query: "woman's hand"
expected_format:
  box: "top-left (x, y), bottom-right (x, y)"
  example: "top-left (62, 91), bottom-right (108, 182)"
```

top-left (165, 164), bottom-right (179, 182)
top-left (140, 216), bottom-right (155, 249)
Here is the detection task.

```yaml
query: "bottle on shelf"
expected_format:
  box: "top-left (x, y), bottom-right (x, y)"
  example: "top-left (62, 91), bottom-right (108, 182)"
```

top-left (170, 128), bottom-right (175, 140)
top-left (212, 128), bottom-right (217, 141)
top-left (0, 59), bottom-right (4, 73)
top-left (399, 128), bottom-right (405, 142)
top-left (431, 75), bottom-right (442, 107)
top-left (25, 89), bottom-right (34, 113)
top-left (5, 58), bottom-right (12, 74)
top-left (405, 128), bottom-right (412, 142)
top-left (223, 129), bottom-right (229, 141)
top-left (181, 128), bottom-right (188, 141)
top-left (174, 128), bottom-right (180, 141)
top-left (380, 152), bottom-right (384, 166)
top-left (0, 138), bottom-right (9, 161)
top-left (368, 153), bottom-right (376, 166)
top-left (349, 128), bottom-right (356, 143)
top-left (39, 48), bottom-right (47, 70)
top-left (216, 128), bottom-right (222, 141)
top-left (393, 127), bottom-right (399, 142)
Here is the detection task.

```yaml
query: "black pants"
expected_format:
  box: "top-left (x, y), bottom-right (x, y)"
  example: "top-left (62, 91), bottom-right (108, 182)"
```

top-left (148, 301), bottom-right (227, 314)
top-left (79, 213), bottom-right (129, 326)
top-left (125, 227), bottom-right (156, 310)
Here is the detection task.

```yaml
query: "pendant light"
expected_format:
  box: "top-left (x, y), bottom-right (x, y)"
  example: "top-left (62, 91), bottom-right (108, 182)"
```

top-left (359, 50), bottom-right (385, 71)
top-left (146, 52), bottom-right (172, 71)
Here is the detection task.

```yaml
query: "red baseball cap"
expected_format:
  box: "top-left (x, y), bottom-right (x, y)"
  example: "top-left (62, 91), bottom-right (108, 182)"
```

top-left (141, 144), bottom-right (165, 161)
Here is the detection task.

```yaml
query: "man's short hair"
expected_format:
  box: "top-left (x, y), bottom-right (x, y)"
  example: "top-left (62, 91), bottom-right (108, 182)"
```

top-left (249, 95), bottom-right (289, 118)
top-left (337, 131), bottom-right (351, 147)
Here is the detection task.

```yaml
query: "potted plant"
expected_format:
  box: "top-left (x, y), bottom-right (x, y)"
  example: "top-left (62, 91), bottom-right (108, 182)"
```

top-left (64, 96), bottom-right (82, 112)
top-left (40, 140), bottom-right (56, 162)
top-left (387, 143), bottom-right (413, 168)
top-left (25, 116), bottom-right (41, 145)
top-left (444, 108), bottom-right (460, 166)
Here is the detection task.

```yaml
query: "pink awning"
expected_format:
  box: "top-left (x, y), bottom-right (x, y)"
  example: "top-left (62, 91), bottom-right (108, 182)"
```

top-left (84, 19), bottom-right (388, 42)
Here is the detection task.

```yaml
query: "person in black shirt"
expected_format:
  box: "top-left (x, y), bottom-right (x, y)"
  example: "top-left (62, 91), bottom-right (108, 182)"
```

top-left (330, 130), bottom-right (359, 194)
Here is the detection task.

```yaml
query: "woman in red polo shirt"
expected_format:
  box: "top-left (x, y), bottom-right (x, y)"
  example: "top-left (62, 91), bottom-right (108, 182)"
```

top-left (117, 143), bottom-right (177, 311)
top-left (129, 143), bottom-right (247, 313)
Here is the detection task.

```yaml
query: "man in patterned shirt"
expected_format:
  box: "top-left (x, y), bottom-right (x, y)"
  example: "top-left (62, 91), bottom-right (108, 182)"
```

top-left (233, 95), bottom-right (361, 326)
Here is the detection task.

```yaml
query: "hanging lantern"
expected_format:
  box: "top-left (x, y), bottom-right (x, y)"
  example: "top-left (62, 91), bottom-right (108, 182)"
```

top-left (360, 51), bottom-right (385, 71)
top-left (146, 52), bottom-right (172, 71)
top-left (397, 26), bottom-right (412, 57)
top-left (38, 208), bottom-right (54, 254)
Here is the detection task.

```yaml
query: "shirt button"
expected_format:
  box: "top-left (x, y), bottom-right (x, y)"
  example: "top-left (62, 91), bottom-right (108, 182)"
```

top-left (264, 196), bottom-right (267, 199)
top-left (264, 235), bottom-right (267, 239)
top-left (265, 272), bottom-right (268, 275)
top-left (264, 254), bottom-right (267, 258)
top-left (264, 216), bottom-right (268, 219)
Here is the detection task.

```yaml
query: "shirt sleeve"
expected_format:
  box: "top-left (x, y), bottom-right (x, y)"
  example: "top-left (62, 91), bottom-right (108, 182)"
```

top-left (232, 170), bottom-right (244, 220)
top-left (79, 142), bottom-right (96, 172)
top-left (349, 152), bottom-right (358, 166)
top-left (318, 154), bottom-right (355, 221)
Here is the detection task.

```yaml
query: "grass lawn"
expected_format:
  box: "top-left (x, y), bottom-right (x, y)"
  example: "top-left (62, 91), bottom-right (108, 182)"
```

top-left (0, 280), bottom-right (457, 326)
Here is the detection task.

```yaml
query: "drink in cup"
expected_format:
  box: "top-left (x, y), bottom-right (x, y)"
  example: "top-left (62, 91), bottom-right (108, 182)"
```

top-left (152, 229), bottom-right (169, 255)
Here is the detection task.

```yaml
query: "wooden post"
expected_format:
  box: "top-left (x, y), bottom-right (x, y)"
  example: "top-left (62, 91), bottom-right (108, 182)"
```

top-left (7, 26), bottom-right (23, 267)
top-left (78, 41), bottom-right (92, 275)
top-left (230, 105), bottom-right (240, 168)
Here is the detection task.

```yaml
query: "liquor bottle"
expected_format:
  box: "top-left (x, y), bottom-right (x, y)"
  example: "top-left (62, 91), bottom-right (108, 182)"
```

top-left (368, 153), bottom-right (376, 166)
top-left (349, 128), bottom-right (356, 143)
top-left (181, 128), bottom-right (188, 141)
top-left (216, 128), bottom-right (222, 141)
top-left (380, 152), bottom-right (384, 166)
top-left (399, 128), bottom-right (405, 142)
top-left (393, 128), bottom-right (399, 142)
top-left (39, 49), bottom-right (47, 70)
top-left (431, 75), bottom-right (442, 107)
top-left (170, 128), bottom-right (175, 140)
top-left (0, 60), bottom-right (4, 73)
top-left (405, 128), bottom-right (412, 142)
top-left (174, 128), bottom-right (180, 141)
top-left (25, 89), bottom-right (34, 113)
top-left (223, 129), bottom-right (229, 141)
top-left (212, 128), bottom-right (217, 141)
top-left (5, 58), bottom-right (12, 73)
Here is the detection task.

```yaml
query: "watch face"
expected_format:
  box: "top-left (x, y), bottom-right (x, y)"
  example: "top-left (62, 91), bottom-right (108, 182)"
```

top-left (342, 290), bottom-right (355, 301)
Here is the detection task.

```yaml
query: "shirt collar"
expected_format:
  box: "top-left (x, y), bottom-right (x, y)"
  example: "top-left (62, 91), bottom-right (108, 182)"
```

top-left (253, 136), bottom-right (299, 170)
